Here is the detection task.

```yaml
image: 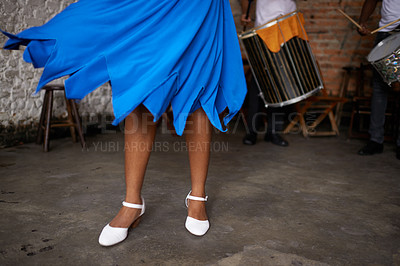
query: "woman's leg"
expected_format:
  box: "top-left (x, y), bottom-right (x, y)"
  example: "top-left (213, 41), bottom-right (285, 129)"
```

top-left (185, 108), bottom-right (212, 220)
top-left (109, 105), bottom-right (157, 227)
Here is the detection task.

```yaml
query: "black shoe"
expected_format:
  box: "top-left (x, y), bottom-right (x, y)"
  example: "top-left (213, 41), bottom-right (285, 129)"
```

top-left (358, 140), bottom-right (383, 155)
top-left (243, 133), bottom-right (257, 145)
top-left (264, 133), bottom-right (289, 147)
top-left (396, 146), bottom-right (400, 160)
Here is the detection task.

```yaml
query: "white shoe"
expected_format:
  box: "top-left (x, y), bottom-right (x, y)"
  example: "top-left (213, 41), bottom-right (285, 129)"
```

top-left (185, 191), bottom-right (209, 236)
top-left (98, 198), bottom-right (145, 246)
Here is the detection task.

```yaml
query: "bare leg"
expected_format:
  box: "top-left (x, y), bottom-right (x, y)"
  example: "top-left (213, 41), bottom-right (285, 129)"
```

top-left (185, 108), bottom-right (212, 221)
top-left (109, 105), bottom-right (157, 228)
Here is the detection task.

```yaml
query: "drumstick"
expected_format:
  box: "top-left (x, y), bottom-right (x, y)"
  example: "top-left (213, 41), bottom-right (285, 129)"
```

top-left (243, 0), bottom-right (254, 32)
top-left (370, 18), bottom-right (400, 34)
top-left (336, 9), bottom-right (362, 29)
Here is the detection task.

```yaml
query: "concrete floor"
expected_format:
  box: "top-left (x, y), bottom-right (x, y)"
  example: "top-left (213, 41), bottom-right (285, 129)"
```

top-left (0, 124), bottom-right (399, 266)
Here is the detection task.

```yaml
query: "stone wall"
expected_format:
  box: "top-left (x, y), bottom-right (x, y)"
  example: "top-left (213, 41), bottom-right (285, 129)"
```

top-left (0, 0), bottom-right (380, 147)
top-left (0, 0), bottom-right (113, 146)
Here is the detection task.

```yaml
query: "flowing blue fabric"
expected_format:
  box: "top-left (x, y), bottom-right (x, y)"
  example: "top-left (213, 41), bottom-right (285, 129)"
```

top-left (1, 0), bottom-right (246, 135)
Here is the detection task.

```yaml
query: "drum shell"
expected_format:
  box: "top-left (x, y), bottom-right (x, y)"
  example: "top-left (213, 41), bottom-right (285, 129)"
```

top-left (368, 33), bottom-right (400, 86)
top-left (239, 11), bottom-right (323, 107)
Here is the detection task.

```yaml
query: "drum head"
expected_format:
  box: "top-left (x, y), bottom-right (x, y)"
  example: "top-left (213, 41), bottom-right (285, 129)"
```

top-left (368, 33), bottom-right (400, 62)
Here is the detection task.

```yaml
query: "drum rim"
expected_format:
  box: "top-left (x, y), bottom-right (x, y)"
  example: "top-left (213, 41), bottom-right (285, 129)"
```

top-left (367, 32), bottom-right (400, 63)
top-left (239, 31), bottom-right (257, 39)
top-left (262, 86), bottom-right (323, 108)
top-left (239, 10), bottom-right (300, 39)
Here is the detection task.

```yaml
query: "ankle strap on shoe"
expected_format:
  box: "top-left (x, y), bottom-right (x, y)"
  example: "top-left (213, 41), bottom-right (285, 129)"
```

top-left (122, 199), bottom-right (144, 209)
top-left (187, 195), bottom-right (208, 202)
top-left (185, 191), bottom-right (208, 207)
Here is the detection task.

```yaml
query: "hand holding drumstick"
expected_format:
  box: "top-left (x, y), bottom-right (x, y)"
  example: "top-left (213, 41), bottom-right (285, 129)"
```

top-left (337, 8), bottom-right (400, 36)
top-left (357, 22), bottom-right (371, 36)
top-left (336, 9), bottom-right (370, 35)
top-left (358, 18), bottom-right (400, 35)
top-left (241, 0), bottom-right (254, 31)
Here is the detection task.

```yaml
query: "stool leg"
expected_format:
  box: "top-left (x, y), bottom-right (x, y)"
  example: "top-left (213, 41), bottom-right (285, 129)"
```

top-left (44, 90), bottom-right (53, 152)
top-left (284, 114), bottom-right (300, 134)
top-left (70, 100), bottom-right (86, 149)
top-left (348, 103), bottom-right (357, 138)
top-left (328, 111), bottom-right (340, 135)
top-left (65, 98), bottom-right (77, 143)
top-left (299, 113), bottom-right (308, 137)
top-left (36, 91), bottom-right (49, 144)
top-left (335, 69), bottom-right (351, 126)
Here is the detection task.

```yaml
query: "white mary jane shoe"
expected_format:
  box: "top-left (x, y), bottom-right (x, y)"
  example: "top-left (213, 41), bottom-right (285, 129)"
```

top-left (185, 191), bottom-right (209, 236)
top-left (98, 198), bottom-right (145, 246)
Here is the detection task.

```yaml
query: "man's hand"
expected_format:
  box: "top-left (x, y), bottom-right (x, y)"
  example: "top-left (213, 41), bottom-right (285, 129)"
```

top-left (357, 23), bottom-right (370, 36)
top-left (241, 14), bottom-right (252, 26)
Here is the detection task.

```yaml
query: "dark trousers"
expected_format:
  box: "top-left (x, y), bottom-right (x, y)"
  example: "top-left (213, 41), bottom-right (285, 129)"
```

top-left (245, 78), bottom-right (287, 135)
top-left (369, 32), bottom-right (400, 146)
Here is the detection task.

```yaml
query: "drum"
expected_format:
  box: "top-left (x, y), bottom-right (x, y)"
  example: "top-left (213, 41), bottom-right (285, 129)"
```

top-left (239, 11), bottom-right (323, 107)
top-left (367, 33), bottom-right (400, 86)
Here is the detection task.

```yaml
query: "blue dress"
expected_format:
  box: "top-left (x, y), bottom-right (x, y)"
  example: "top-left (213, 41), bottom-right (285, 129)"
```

top-left (1, 0), bottom-right (246, 135)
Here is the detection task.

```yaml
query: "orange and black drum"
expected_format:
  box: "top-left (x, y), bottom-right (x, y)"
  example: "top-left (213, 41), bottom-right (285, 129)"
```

top-left (239, 11), bottom-right (323, 107)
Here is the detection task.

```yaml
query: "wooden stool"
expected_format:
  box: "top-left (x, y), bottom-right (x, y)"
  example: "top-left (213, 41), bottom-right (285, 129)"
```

top-left (36, 85), bottom-right (86, 152)
top-left (283, 66), bottom-right (350, 137)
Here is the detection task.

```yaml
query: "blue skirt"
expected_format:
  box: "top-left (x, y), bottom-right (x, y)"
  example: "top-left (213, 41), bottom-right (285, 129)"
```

top-left (1, 0), bottom-right (246, 135)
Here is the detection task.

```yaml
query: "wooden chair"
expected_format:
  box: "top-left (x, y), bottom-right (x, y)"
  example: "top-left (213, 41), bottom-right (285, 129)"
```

top-left (283, 67), bottom-right (352, 137)
top-left (36, 85), bottom-right (86, 152)
top-left (335, 66), bottom-right (359, 126)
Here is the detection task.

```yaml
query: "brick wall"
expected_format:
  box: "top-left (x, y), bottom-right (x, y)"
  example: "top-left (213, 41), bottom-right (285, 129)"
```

top-left (231, 0), bottom-right (381, 95)
top-left (297, 0), bottom-right (380, 95)
top-left (0, 0), bottom-right (382, 146)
